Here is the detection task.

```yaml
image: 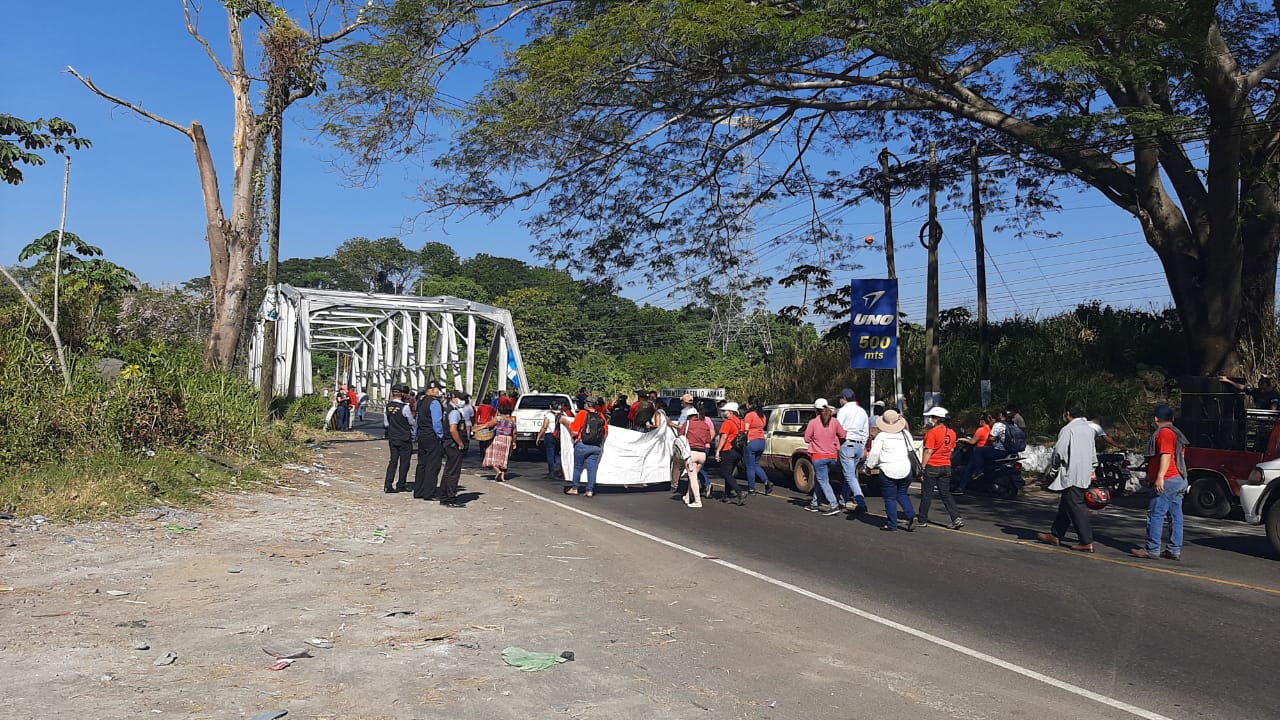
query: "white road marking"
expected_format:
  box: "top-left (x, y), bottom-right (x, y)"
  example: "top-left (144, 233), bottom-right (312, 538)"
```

top-left (500, 482), bottom-right (1175, 720)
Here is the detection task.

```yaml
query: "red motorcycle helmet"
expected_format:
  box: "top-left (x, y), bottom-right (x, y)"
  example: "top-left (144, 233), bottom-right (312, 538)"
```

top-left (1084, 486), bottom-right (1111, 510)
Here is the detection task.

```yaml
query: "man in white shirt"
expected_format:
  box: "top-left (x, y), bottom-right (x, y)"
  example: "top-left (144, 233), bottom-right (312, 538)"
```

top-left (988, 412), bottom-right (1010, 453)
top-left (835, 388), bottom-right (870, 512)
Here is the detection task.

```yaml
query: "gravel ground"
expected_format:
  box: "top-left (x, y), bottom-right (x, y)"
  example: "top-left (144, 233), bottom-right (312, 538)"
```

top-left (2, 436), bottom-right (1143, 720)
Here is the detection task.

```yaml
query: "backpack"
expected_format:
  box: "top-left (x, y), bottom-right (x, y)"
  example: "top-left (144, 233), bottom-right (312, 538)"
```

top-left (579, 412), bottom-right (606, 446)
top-left (732, 430), bottom-right (748, 453)
top-left (1003, 423), bottom-right (1027, 454)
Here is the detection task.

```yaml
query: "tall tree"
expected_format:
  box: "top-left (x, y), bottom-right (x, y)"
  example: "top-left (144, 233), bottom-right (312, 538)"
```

top-left (327, 0), bottom-right (1280, 374)
top-left (70, 1), bottom-right (369, 369)
top-left (333, 236), bottom-right (421, 293)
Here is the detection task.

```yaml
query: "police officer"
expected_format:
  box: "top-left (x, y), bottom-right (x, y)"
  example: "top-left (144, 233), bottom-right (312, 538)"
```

top-left (414, 380), bottom-right (447, 501)
top-left (383, 383), bottom-right (417, 493)
top-left (440, 391), bottom-right (471, 507)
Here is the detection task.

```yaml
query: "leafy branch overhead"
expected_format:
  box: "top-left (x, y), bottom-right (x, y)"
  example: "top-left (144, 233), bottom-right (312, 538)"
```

top-left (326, 0), bottom-right (1280, 374)
top-left (0, 114), bottom-right (91, 186)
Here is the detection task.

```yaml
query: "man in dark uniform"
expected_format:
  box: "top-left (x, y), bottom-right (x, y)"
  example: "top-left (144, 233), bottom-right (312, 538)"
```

top-left (440, 391), bottom-right (471, 507)
top-left (414, 380), bottom-right (447, 500)
top-left (383, 383), bottom-right (417, 493)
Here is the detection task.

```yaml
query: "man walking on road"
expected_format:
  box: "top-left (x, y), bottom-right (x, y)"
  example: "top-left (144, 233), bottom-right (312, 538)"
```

top-left (835, 388), bottom-right (869, 513)
top-left (1132, 404), bottom-right (1190, 561)
top-left (382, 383), bottom-right (417, 493)
top-left (1038, 402), bottom-right (1098, 553)
top-left (414, 380), bottom-right (447, 501)
top-left (918, 406), bottom-right (963, 529)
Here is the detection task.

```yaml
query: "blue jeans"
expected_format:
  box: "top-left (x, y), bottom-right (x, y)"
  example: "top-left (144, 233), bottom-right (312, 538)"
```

top-left (544, 435), bottom-right (561, 475)
top-left (837, 441), bottom-right (866, 507)
top-left (879, 474), bottom-right (916, 529)
top-left (1145, 475), bottom-right (1187, 555)
top-left (810, 458), bottom-right (840, 507)
top-left (571, 443), bottom-right (602, 492)
top-left (956, 445), bottom-right (998, 490)
top-left (745, 439), bottom-right (768, 490)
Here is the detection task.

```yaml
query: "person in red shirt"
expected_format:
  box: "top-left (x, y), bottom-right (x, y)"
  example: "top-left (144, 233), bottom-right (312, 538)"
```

top-left (714, 402), bottom-right (747, 506)
top-left (918, 407), bottom-right (963, 529)
top-left (1132, 404), bottom-right (1189, 560)
top-left (679, 405), bottom-right (714, 507)
top-left (742, 397), bottom-right (772, 494)
top-left (954, 414), bottom-right (995, 493)
top-left (562, 397), bottom-right (609, 497)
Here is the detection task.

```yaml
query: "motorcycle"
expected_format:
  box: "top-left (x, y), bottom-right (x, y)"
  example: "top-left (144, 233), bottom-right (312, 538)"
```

top-left (1093, 452), bottom-right (1141, 496)
top-left (950, 443), bottom-right (1025, 500)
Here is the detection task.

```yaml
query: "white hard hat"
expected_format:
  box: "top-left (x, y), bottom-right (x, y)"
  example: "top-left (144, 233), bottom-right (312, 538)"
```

top-left (923, 406), bottom-right (949, 418)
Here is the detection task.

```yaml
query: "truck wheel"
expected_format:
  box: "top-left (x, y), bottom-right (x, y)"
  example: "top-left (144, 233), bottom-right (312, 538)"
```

top-left (1265, 498), bottom-right (1280, 559)
top-left (1185, 477), bottom-right (1231, 519)
top-left (792, 457), bottom-right (815, 494)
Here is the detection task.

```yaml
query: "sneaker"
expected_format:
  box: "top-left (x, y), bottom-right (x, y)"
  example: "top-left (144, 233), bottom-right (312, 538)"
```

top-left (803, 505), bottom-right (821, 513)
top-left (906, 516), bottom-right (919, 531)
top-left (822, 507), bottom-right (842, 516)
top-left (1160, 550), bottom-right (1181, 561)
top-left (764, 480), bottom-right (774, 495)
top-left (948, 518), bottom-right (965, 530)
top-left (915, 518), bottom-right (929, 528)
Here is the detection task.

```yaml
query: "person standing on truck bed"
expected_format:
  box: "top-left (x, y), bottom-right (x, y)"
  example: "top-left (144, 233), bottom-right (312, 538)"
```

top-left (1217, 375), bottom-right (1280, 410)
top-left (1131, 404), bottom-right (1190, 561)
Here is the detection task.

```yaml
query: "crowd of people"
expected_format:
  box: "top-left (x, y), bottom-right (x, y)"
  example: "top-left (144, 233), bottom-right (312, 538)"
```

top-left (366, 375), bottom-right (1280, 561)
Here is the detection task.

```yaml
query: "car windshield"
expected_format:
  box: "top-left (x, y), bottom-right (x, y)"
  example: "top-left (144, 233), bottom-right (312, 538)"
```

top-left (515, 395), bottom-right (562, 410)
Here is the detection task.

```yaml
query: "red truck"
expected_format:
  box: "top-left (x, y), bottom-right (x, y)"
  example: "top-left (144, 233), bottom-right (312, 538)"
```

top-left (1178, 380), bottom-right (1280, 518)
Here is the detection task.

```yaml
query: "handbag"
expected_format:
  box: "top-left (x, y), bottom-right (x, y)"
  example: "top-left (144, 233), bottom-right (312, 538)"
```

top-left (903, 431), bottom-right (924, 478)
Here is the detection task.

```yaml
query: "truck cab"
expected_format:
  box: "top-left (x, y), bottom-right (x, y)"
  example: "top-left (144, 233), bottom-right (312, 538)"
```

top-left (1177, 375), bottom-right (1280, 518)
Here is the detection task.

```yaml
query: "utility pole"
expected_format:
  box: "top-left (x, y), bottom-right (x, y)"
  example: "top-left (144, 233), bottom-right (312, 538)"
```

top-left (258, 92), bottom-right (285, 415)
top-left (971, 141), bottom-right (990, 408)
top-left (920, 143), bottom-right (942, 412)
top-left (877, 149), bottom-right (905, 412)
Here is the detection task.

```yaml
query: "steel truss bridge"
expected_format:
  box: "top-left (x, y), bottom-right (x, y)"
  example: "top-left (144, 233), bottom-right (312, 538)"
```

top-left (248, 285), bottom-right (529, 400)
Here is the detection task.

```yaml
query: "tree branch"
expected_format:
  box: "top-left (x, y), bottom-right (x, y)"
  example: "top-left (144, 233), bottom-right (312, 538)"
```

top-left (0, 264), bottom-right (72, 392)
top-left (183, 0), bottom-right (233, 86)
top-left (66, 66), bottom-right (193, 138)
top-left (1243, 47), bottom-right (1280, 92)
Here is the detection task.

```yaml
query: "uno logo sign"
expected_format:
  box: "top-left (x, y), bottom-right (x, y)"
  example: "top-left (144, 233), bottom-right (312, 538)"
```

top-left (853, 313), bottom-right (895, 326)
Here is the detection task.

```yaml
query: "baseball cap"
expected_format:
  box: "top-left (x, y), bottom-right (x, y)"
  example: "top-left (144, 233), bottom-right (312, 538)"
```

top-left (840, 388), bottom-right (855, 401)
top-left (923, 406), bottom-right (949, 418)
top-left (1154, 404), bottom-right (1174, 421)
top-left (721, 401), bottom-right (740, 414)
top-left (814, 398), bottom-right (830, 410)
top-left (426, 379), bottom-right (446, 390)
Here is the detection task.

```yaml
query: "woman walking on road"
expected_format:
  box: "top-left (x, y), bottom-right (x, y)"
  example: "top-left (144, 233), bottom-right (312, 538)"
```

top-left (715, 402), bottom-right (747, 506)
top-left (680, 405), bottom-right (714, 507)
top-left (743, 397), bottom-right (772, 494)
top-left (918, 407), bottom-right (963, 529)
top-left (866, 409), bottom-right (920, 531)
top-left (477, 396), bottom-right (517, 481)
top-left (803, 399), bottom-right (846, 516)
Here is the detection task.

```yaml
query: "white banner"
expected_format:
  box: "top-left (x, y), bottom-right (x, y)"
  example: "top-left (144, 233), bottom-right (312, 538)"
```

top-left (559, 424), bottom-right (675, 486)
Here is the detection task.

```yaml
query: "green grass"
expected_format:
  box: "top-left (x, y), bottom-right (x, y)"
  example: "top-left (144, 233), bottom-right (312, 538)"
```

top-left (0, 448), bottom-right (270, 521)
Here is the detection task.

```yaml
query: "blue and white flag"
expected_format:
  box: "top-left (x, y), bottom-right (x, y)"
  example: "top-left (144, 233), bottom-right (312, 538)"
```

top-left (506, 348), bottom-right (522, 391)
top-left (849, 278), bottom-right (898, 370)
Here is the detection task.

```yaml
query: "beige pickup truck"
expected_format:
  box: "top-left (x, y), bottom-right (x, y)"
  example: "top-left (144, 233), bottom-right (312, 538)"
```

top-left (758, 403), bottom-right (913, 493)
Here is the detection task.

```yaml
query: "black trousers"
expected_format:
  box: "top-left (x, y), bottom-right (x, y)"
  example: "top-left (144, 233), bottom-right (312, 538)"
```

top-left (384, 438), bottom-right (414, 491)
top-left (919, 465), bottom-right (960, 523)
top-left (441, 442), bottom-right (467, 501)
top-left (719, 449), bottom-right (743, 496)
top-left (414, 435), bottom-right (444, 498)
top-left (1051, 486), bottom-right (1093, 544)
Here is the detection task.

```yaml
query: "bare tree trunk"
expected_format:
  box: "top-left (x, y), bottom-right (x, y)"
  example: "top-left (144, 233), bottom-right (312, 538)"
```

top-left (0, 265), bottom-right (72, 392)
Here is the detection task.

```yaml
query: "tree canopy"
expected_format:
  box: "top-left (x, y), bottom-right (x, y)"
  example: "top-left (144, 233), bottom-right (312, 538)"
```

top-left (325, 0), bottom-right (1280, 373)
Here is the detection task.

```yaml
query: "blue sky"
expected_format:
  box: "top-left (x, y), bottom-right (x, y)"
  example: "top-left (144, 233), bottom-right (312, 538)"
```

top-left (1, 1), bottom-right (1174, 325)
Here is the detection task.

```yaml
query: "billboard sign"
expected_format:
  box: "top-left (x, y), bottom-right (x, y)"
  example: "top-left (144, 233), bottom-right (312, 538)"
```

top-left (849, 278), bottom-right (898, 370)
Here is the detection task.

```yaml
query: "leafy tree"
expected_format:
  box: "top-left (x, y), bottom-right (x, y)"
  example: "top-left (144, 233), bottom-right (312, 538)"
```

top-left (333, 236), bottom-right (421, 293)
top-left (419, 241), bottom-right (461, 278)
top-left (327, 0), bottom-right (1280, 374)
top-left (0, 114), bottom-right (91, 186)
top-left (412, 274), bottom-right (489, 302)
top-left (496, 285), bottom-right (580, 375)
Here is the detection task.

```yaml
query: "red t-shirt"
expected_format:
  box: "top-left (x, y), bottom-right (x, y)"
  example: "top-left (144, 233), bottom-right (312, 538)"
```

top-left (1155, 426), bottom-right (1180, 479)
top-left (718, 415), bottom-right (745, 453)
top-left (744, 411), bottom-right (767, 442)
top-left (569, 409), bottom-right (609, 441)
top-left (973, 425), bottom-right (992, 448)
top-left (681, 416), bottom-right (714, 450)
top-left (475, 404), bottom-right (496, 425)
top-left (924, 425), bottom-right (957, 467)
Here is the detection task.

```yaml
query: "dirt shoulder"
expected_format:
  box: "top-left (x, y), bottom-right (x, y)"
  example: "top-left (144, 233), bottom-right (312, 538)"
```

top-left (3, 436), bottom-right (1136, 720)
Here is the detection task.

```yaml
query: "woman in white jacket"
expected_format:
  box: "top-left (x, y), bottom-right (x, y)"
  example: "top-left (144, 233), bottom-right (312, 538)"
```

top-left (865, 409), bottom-right (920, 531)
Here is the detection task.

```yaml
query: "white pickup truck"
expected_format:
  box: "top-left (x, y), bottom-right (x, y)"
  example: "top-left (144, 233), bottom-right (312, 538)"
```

top-left (512, 392), bottom-right (576, 456)
top-left (1243, 458), bottom-right (1280, 558)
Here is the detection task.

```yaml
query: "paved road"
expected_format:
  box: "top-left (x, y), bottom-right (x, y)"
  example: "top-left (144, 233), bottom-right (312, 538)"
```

top-left (489, 451), bottom-right (1278, 720)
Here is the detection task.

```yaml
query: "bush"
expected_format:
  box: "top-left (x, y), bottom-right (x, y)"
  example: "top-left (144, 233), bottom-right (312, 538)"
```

top-left (283, 393), bottom-right (331, 429)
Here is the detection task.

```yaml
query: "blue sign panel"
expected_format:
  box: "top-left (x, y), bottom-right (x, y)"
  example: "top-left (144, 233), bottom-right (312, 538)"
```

top-left (849, 278), bottom-right (898, 369)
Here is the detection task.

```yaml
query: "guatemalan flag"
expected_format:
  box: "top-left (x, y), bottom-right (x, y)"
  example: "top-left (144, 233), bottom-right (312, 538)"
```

top-left (506, 348), bottom-right (521, 391)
